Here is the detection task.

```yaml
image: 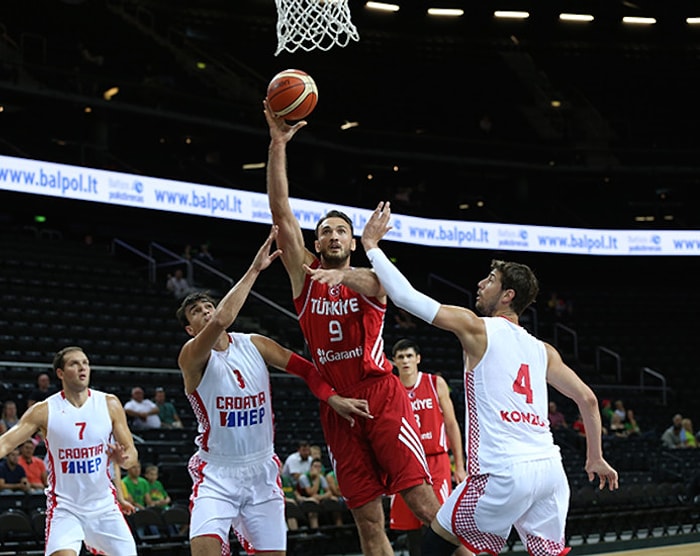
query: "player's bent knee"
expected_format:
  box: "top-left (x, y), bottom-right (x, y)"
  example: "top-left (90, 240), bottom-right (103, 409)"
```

top-left (422, 526), bottom-right (460, 556)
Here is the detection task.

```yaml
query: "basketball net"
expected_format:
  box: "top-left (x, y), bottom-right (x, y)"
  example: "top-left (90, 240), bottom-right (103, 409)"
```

top-left (274, 0), bottom-right (359, 55)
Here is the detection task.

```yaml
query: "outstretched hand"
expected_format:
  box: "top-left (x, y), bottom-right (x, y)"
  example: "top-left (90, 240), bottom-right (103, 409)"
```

top-left (361, 201), bottom-right (393, 251)
top-left (586, 458), bottom-right (619, 491)
top-left (327, 395), bottom-right (373, 427)
top-left (252, 225), bottom-right (283, 273)
top-left (263, 99), bottom-right (307, 142)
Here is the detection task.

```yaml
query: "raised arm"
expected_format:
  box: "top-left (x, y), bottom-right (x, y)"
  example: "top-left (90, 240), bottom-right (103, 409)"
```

top-left (360, 201), bottom-right (486, 363)
top-left (178, 226), bottom-right (282, 387)
top-left (264, 99), bottom-right (315, 296)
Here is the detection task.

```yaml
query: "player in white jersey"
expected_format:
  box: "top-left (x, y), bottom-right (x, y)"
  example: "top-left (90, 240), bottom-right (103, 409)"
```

top-left (0, 346), bottom-right (139, 556)
top-left (176, 225), bottom-right (372, 556)
top-left (319, 201), bottom-right (618, 556)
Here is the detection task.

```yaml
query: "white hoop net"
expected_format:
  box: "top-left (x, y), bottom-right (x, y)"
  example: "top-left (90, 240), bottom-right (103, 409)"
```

top-left (274, 0), bottom-right (360, 55)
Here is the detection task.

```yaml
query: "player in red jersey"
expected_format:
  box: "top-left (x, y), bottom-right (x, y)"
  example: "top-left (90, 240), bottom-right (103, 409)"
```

top-left (264, 101), bottom-right (440, 555)
top-left (389, 338), bottom-right (470, 556)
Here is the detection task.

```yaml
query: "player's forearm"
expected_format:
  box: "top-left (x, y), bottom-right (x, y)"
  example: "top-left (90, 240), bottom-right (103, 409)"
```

top-left (446, 425), bottom-right (465, 469)
top-left (578, 396), bottom-right (605, 461)
top-left (339, 267), bottom-right (383, 297)
top-left (214, 267), bottom-right (260, 328)
top-left (285, 352), bottom-right (335, 402)
top-left (267, 140), bottom-right (291, 214)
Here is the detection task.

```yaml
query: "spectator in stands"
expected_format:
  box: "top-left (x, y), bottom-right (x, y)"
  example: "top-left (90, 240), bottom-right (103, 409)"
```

top-left (309, 444), bottom-right (326, 472)
top-left (661, 413), bottom-right (684, 449)
top-left (122, 460), bottom-right (149, 510)
top-left (0, 400), bottom-right (19, 434)
top-left (681, 418), bottom-right (697, 448)
top-left (625, 409), bottom-right (641, 437)
top-left (548, 401), bottom-right (581, 448)
top-left (326, 468), bottom-right (343, 501)
top-left (613, 399), bottom-right (627, 423)
top-left (144, 463), bottom-right (172, 511)
top-left (282, 440), bottom-right (313, 487)
top-left (548, 401), bottom-right (568, 430)
top-left (17, 438), bottom-right (47, 492)
top-left (546, 291), bottom-right (573, 323)
top-left (298, 457), bottom-right (343, 527)
top-left (282, 473), bottom-right (303, 531)
top-left (326, 468), bottom-right (351, 527)
top-left (600, 399), bottom-right (614, 429)
top-left (154, 387), bottom-right (183, 429)
top-left (166, 268), bottom-right (194, 299)
top-left (124, 386), bottom-right (161, 430)
top-left (298, 457), bottom-right (335, 504)
top-left (27, 372), bottom-right (57, 408)
top-left (607, 413), bottom-right (629, 439)
top-left (0, 446), bottom-right (31, 493)
top-left (196, 242), bottom-right (219, 267)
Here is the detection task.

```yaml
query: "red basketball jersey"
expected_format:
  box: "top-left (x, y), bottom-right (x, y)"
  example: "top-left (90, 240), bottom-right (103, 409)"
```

top-left (405, 372), bottom-right (447, 456)
top-left (295, 259), bottom-right (393, 394)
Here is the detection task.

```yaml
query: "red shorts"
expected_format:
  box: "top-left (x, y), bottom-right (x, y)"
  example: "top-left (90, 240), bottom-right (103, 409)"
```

top-left (320, 374), bottom-right (431, 509)
top-left (390, 452), bottom-right (452, 530)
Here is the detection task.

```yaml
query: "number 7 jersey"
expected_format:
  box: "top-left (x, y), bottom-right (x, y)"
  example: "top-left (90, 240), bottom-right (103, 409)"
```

top-left (45, 389), bottom-right (118, 513)
top-left (295, 259), bottom-right (393, 395)
top-left (464, 316), bottom-right (559, 476)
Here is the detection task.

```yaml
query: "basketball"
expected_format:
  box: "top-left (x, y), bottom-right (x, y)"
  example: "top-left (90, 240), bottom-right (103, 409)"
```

top-left (266, 69), bottom-right (318, 121)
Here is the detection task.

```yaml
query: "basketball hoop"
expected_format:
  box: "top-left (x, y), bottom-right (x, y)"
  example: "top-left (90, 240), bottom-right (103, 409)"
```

top-left (274, 0), bottom-right (359, 55)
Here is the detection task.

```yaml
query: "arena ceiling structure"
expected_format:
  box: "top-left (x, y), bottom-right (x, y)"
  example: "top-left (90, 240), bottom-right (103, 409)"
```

top-left (1, 0), bottom-right (699, 229)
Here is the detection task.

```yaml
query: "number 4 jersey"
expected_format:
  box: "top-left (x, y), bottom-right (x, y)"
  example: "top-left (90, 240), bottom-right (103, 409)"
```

top-left (465, 316), bottom-right (559, 476)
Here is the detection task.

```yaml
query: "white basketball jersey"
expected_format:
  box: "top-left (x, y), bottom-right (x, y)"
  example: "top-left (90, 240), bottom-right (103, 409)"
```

top-left (464, 317), bottom-right (559, 475)
top-left (187, 333), bottom-right (274, 464)
top-left (45, 389), bottom-right (118, 513)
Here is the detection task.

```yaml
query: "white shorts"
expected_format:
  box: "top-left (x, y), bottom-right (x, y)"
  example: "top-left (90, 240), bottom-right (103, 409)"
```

top-left (189, 453), bottom-right (286, 553)
top-left (45, 504), bottom-right (136, 556)
top-left (436, 457), bottom-right (570, 555)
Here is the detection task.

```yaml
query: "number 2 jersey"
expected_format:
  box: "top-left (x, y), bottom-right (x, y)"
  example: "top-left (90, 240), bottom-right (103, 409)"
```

top-left (295, 259), bottom-right (393, 395)
top-left (45, 389), bottom-right (119, 514)
top-left (465, 316), bottom-right (560, 475)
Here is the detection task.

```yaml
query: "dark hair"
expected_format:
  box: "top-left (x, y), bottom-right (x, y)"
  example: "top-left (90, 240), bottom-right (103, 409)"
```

top-left (490, 259), bottom-right (539, 316)
top-left (391, 338), bottom-right (420, 357)
top-left (314, 210), bottom-right (354, 238)
top-left (176, 291), bottom-right (218, 326)
top-left (52, 346), bottom-right (84, 372)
